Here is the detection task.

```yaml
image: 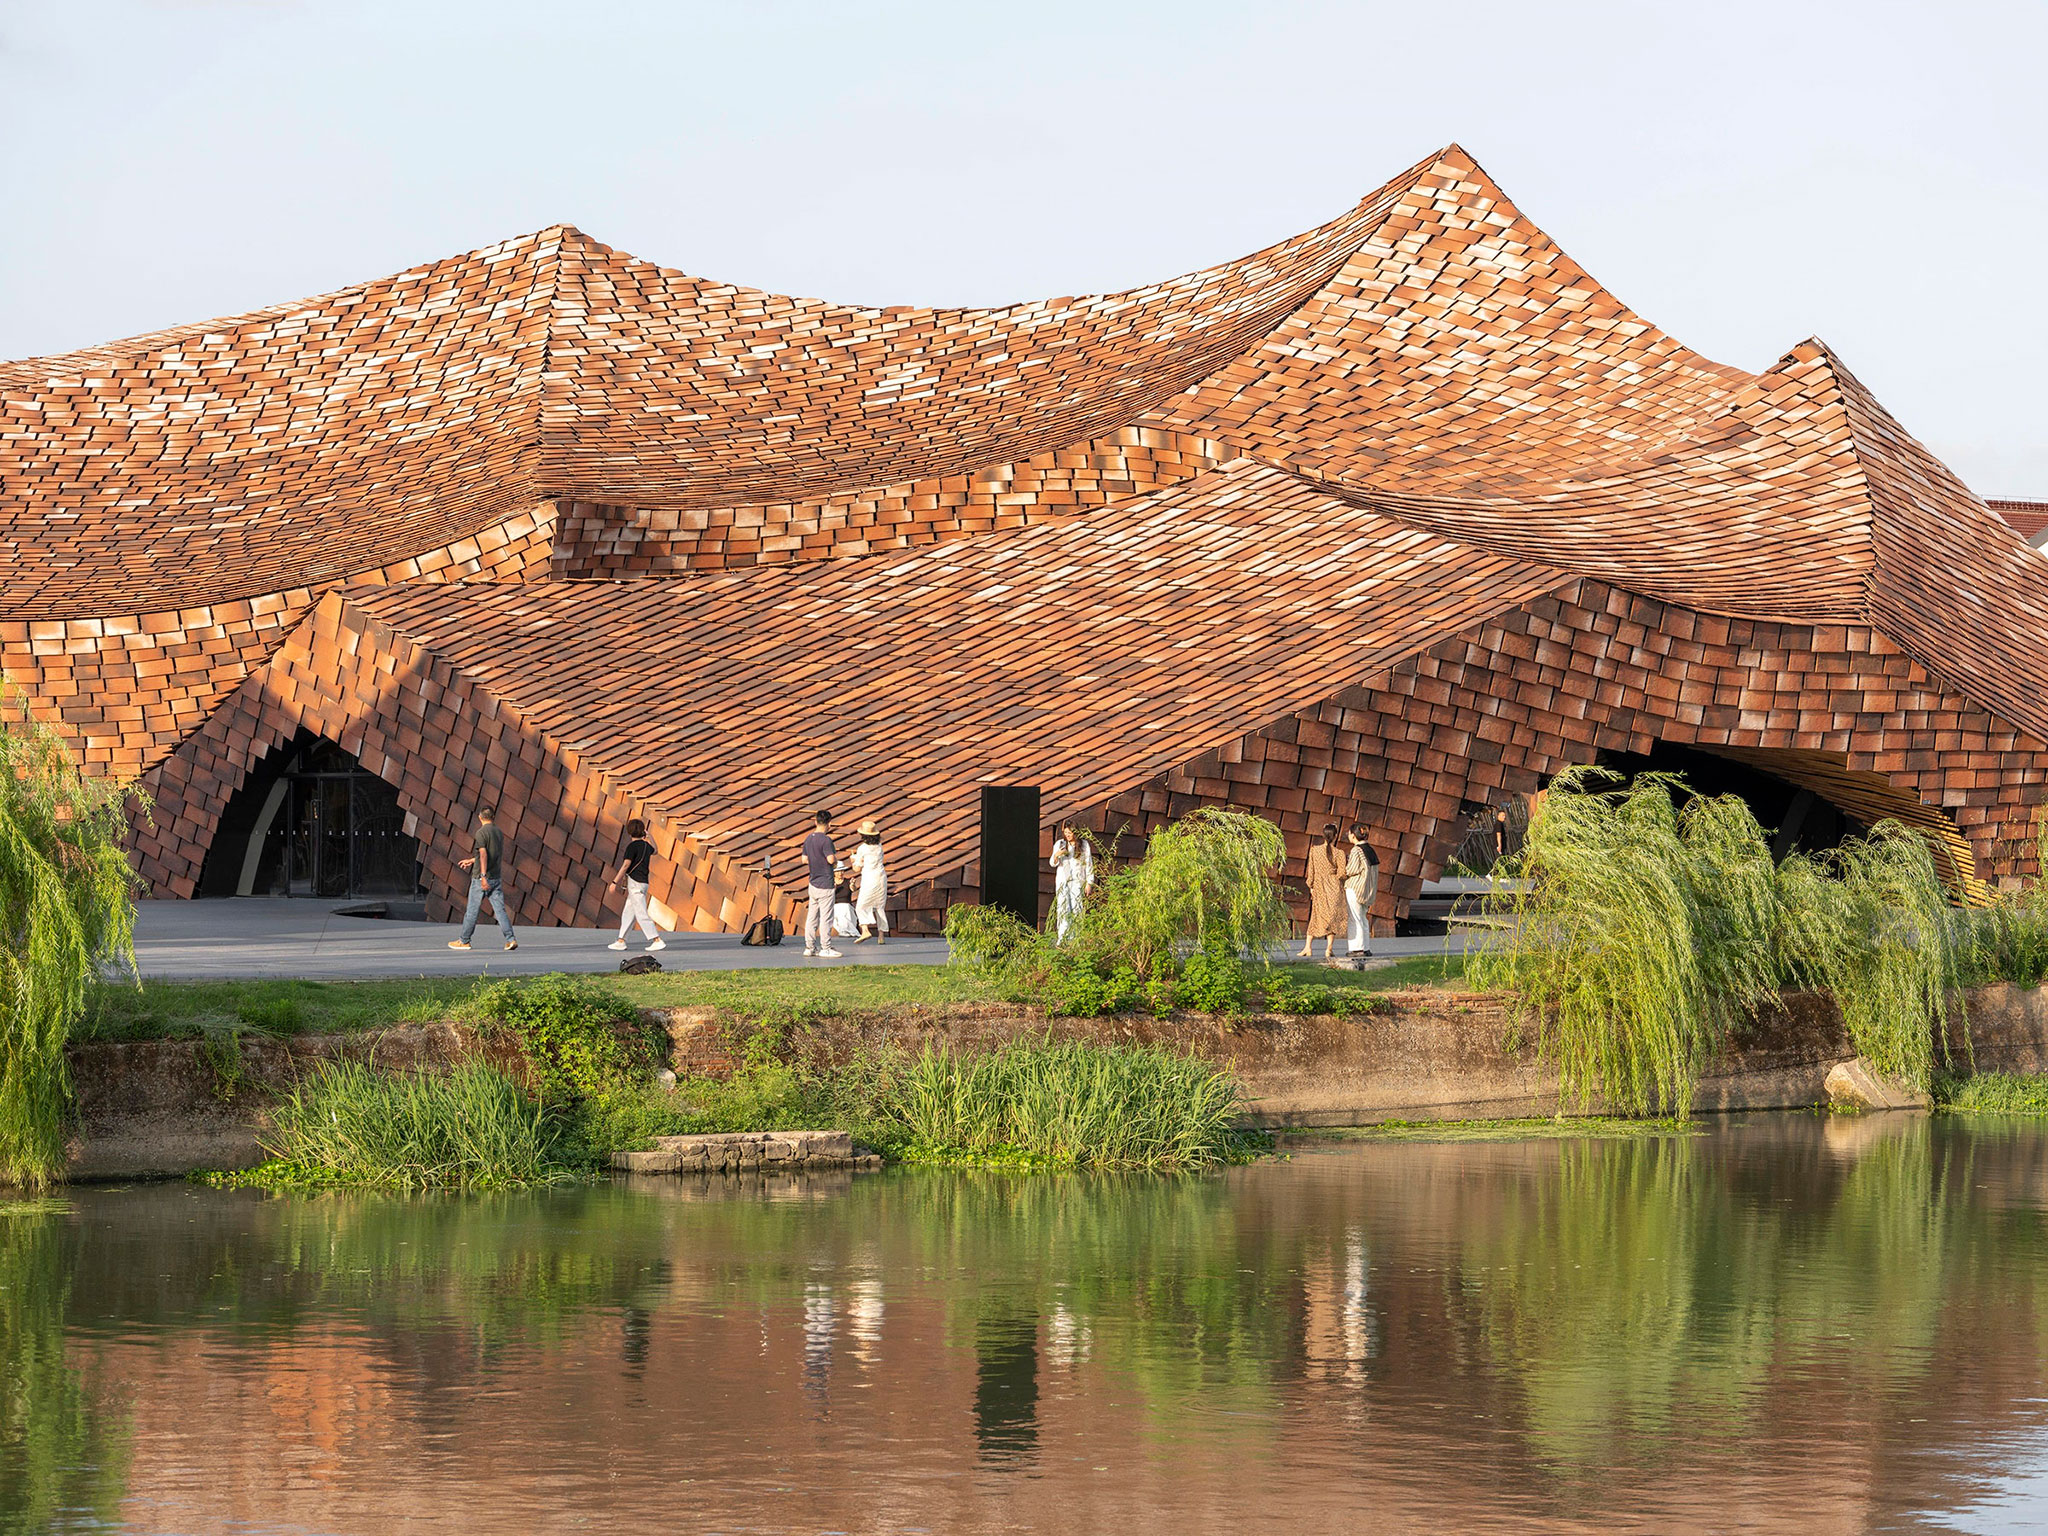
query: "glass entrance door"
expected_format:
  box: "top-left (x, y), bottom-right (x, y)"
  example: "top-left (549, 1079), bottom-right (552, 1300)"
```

top-left (281, 771), bottom-right (418, 898)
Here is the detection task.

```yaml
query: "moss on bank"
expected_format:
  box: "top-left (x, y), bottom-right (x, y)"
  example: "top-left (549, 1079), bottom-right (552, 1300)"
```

top-left (1934, 1072), bottom-right (2048, 1117)
top-left (1322, 1115), bottom-right (1703, 1144)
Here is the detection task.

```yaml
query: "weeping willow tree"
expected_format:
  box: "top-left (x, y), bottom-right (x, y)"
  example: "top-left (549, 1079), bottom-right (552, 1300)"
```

top-left (1776, 826), bottom-right (1962, 1089)
top-left (1078, 809), bottom-right (1289, 977)
top-left (0, 696), bottom-right (142, 1187)
top-left (1476, 767), bottom-right (1970, 1114)
top-left (1469, 769), bottom-right (1781, 1117)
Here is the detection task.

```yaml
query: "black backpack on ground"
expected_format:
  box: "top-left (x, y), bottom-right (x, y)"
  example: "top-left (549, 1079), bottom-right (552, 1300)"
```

top-left (618, 954), bottom-right (663, 975)
top-left (742, 915), bottom-right (785, 947)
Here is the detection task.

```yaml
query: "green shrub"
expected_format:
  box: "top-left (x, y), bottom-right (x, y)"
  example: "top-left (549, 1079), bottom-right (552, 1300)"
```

top-left (1958, 892), bottom-right (2048, 990)
top-left (1471, 770), bottom-right (1780, 1117)
top-left (943, 902), bottom-right (1040, 968)
top-left (1776, 826), bottom-right (1962, 1089)
top-left (892, 1038), bottom-right (1243, 1169)
top-left (246, 1061), bottom-right (568, 1191)
top-left (475, 974), bottom-right (658, 1100)
top-left (1077, 810), bottom-right (1288, 978)
top-left (1258, 975), bottom-right (1392, 1017)
top-left (944, 810), bottom-right (1292, 1018)
top-left (1176, 943), bottom-right (1249, 1014)
top-left (1476, 768), bottom-right (1979, 1112)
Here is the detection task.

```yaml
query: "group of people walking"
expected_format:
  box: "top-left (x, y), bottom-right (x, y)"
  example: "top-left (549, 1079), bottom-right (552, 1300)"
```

top-left (442, 806), bottom-right (1374, 965)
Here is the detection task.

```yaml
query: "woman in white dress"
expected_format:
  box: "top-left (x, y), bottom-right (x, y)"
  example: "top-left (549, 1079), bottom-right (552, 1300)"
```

top-left (1050, 820), bottom-right (1094, 942)
top-left (1343, 824), bottom-right (1379, 970)
top-left (852, 819), bottom-right (889, 944)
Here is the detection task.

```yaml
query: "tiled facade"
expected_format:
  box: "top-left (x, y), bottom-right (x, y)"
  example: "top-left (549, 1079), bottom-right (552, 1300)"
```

top-left (5, 145), bottom-right (2045, 929)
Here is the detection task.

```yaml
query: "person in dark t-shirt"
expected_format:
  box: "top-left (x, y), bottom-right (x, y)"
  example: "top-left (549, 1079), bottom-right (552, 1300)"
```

top-left (449, 809), bottom-right (517, 951)
top-left (801, 810), bottom-right (841, 958)
top-left (607, 818), bottom-right (665, 952)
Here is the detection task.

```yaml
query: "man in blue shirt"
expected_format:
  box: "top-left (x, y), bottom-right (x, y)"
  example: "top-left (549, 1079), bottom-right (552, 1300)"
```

top-left (802, 810), bottom-right (841, 958)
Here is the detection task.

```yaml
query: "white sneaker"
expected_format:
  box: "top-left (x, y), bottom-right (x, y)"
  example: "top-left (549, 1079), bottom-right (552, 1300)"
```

top-left (647, 938), bottom-right (667, 951)
top-left (608, 940), bottom-right (627, 950)
top-left (803, 947), bottom-right (816, 957)
top-left (817, 946), bottom-right (843, 958)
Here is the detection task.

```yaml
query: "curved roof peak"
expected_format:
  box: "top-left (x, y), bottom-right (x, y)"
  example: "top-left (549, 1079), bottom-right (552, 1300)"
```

top-left (2, 149), bottom-right (1459, 616)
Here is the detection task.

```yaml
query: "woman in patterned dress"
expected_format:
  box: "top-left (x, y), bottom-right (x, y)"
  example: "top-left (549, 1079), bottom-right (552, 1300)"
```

top-left (1299, 822), bottom-right (1346, 961)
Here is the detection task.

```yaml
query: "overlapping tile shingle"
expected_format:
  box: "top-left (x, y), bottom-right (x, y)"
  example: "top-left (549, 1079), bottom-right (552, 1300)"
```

top-left (7, 143), bottom-right (2046, 926)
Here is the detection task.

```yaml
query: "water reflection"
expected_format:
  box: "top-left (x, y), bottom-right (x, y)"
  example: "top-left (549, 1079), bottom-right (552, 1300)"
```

top-left (3, 1117), bottom-right (2048, 1531)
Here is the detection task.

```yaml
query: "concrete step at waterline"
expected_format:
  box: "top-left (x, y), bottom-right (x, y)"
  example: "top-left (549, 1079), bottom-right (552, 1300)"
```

top-left (609, 1130), bottom-right (876, 1174)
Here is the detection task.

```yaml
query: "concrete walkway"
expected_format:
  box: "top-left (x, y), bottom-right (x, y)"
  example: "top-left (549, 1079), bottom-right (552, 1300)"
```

top-left (123, 899), bottom-right (950, 981)
top-left (123, 898), bottom-right (1481, 982)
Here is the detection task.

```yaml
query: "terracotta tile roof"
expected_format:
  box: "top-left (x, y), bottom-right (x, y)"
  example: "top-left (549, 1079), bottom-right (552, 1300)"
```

top-left (10, 142), bottom-right (2047, 928)
top-left (339, 459), bottom-right (1571, 895)
top-left (1, 151), bottom-right (1440, 620)
top-left (1989, 499), bottom-right (2048, 543)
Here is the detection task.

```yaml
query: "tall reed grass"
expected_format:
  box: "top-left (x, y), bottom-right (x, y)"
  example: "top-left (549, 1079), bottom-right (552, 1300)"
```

top-left (894, 1039), bottom-right (1243, 1169)
top-left (257, 1062), bottom-right (569, 1191)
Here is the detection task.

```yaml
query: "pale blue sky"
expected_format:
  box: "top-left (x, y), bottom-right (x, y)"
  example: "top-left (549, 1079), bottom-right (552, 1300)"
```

top-left (3, 0), bottom-right (2042, 494)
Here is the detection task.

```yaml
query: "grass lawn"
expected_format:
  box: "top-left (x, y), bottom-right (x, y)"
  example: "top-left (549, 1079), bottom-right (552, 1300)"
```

top-left (82, 953), bottom-right (1469, 1043)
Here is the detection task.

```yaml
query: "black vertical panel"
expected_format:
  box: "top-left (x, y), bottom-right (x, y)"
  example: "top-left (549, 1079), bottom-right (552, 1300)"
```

top-left (980, 785), bottom-right (1042, 926)
top-left (972, 1310), bottom-right (1039, 1466)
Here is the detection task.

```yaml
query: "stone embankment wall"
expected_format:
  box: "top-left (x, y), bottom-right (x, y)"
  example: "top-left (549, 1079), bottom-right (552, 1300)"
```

top-left (646, 985), bottom-right (2048, 1127)
top-left (61, 985), bottom-right (2048, 1179)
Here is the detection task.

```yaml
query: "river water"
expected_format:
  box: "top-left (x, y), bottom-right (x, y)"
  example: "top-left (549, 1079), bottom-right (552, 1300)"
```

top-left (8, 1115), bottom-right (2048, 1533)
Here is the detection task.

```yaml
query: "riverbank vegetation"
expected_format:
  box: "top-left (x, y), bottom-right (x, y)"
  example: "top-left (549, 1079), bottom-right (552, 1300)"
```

top-left (237, 1061), bottom-right (568, 1191)
top-left (944, 808), bottom-right (1424, 1018)
top-left (1476, 768), bottom-right (2048, 1116)
top-left (84, 954), bottom-right (1458, 1045)
top-left (0, 698), bottom-right (143, 1188)
top-left (1934, 1071), bottom-right (2048, 1117)
top-left (221, 971), bottom-right (1251, 1189)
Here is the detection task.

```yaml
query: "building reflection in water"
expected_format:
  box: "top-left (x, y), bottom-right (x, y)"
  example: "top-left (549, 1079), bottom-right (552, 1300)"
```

top-left (973, 1308), bottom-right (1040, 1467)
top-left (802, 1278), bottom-right (839, 1413)
top-left (847, 1277), bottom-right (884, 1367)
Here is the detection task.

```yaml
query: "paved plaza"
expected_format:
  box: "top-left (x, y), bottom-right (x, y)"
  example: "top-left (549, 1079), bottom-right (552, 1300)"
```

top-left (121, 898), bottom-right (1478, 982)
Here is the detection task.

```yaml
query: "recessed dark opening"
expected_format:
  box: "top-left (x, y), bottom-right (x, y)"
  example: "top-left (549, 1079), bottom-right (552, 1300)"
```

top-left (197, 731), bottom-right (421, 899)
top-left (1593, 740), bottom-right (1862, 859)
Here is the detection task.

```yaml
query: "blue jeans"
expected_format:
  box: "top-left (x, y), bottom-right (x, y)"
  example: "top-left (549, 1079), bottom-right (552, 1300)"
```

top-left (460, 877), bottom-right (515, 943)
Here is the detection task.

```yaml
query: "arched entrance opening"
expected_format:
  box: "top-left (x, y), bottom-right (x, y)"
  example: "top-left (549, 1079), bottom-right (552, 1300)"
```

top-left (1429, 739), bottom-right (1981, 906)
top-left (1592, 740), bottom-right (1982, 898)
top-left (196, 733), bottom-right (421, 899)
top-left (1593, 741), bottom-right (1860, 860)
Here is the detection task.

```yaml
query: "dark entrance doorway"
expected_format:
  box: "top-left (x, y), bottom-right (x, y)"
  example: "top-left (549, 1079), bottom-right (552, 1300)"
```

top-left (198, 735), bottom-right (421, 899)
top-left (1593, 740), bottom-right (1860, 860)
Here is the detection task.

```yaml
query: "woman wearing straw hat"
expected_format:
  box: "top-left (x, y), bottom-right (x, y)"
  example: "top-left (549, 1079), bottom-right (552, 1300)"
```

top-left (851, 819), bottom-right (889, 943)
